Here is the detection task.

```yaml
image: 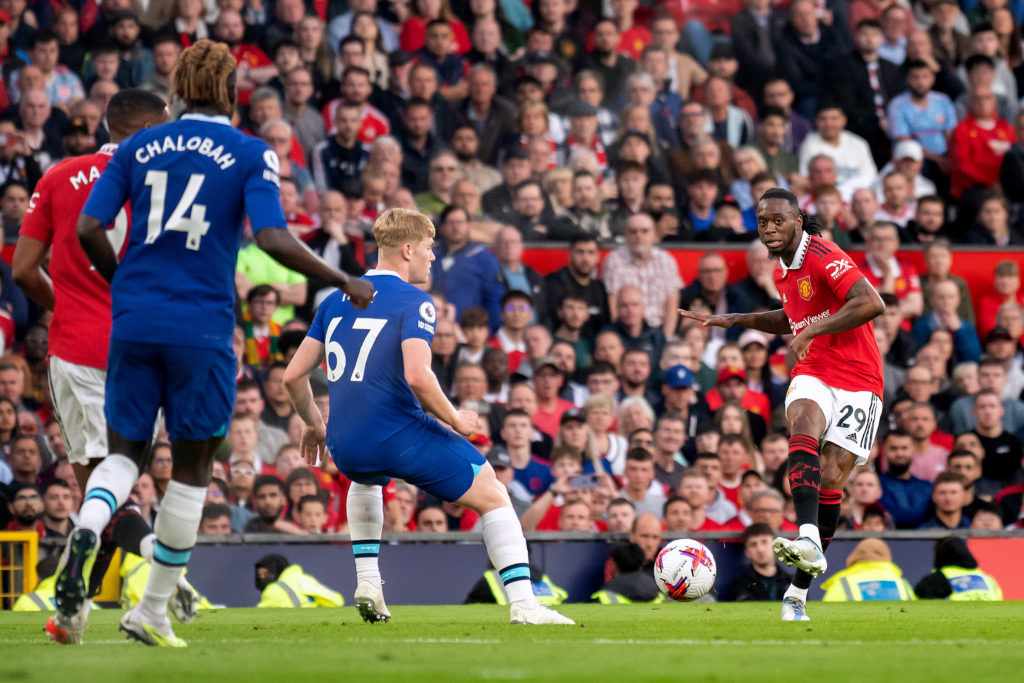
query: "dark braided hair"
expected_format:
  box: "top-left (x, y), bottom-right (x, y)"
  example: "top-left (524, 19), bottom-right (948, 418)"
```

top-left (758, 187), bottom-right (822, 236)
top-left (172, 39), bottom-right (238, 116)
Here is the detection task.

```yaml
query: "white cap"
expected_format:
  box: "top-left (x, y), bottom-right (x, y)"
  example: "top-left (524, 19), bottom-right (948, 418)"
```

top-left (738, 329), bottom-right (773, 349)
top-left (893, 140), bottom-right (924, 162)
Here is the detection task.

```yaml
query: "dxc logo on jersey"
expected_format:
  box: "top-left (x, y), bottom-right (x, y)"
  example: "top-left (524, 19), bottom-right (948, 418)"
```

top-left (826, 258), bottom-right (854, 281)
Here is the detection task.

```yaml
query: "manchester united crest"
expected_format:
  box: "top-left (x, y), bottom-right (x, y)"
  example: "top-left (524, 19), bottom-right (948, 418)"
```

top-left (798, 276), bottom-right (813, 301)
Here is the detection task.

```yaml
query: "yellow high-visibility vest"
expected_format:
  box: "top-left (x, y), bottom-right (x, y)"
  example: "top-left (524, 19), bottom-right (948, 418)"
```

top-left (482, 569), bottom-right (568, 606)
top-left (939, 566), bottom-right (1003, 601)
top-left (257, 564), bottom-right (345, 608)
top-left (590, 589), bottom-right (666, 604)
top-left (120, 552), bottom-right (214, 610)
top-left (821, 562), bottom-right (917, 601)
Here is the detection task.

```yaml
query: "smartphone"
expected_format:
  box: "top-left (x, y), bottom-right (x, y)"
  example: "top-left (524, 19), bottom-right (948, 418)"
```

top-left (569, 474), bottom-right (600, 490)
top-left (0, 134), bottom-right (7, 146)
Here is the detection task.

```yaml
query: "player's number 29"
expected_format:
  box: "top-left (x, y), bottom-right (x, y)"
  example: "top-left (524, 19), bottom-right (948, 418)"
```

top-left (836, 405), bottom-right (867, 433)
top-left (324, 316), bottom-right (387, 382)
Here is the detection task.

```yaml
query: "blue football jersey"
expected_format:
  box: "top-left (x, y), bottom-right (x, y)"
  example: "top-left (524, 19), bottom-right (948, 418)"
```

top-left (82, 114), bottom-right (286, 350)
top-left (308, 270), bottom-right (437, 454)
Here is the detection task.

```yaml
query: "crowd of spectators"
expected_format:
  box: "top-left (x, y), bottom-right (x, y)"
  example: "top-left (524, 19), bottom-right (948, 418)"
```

top-left (1, 0), bottom-right (1023, 601)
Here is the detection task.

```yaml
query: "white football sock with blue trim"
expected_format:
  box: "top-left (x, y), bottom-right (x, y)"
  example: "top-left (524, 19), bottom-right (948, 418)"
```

top-left (481, 506), bottom-right (538, 608)
top-left (140, 480), bottom-right (205, 616)
top-left (77, 454), bottom-right (139, 535)
top-left (347, 483), bottom-right (383, 585)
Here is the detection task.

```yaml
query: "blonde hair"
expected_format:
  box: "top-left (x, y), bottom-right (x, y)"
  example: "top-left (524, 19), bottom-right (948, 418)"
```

top-left (172, 39), bottom-right (237, 116)
top-left (372, 208), bottom-right (436, 254)
top-left (518, 101), bottom-right (550, 133)
top-left (583, 392), bottom-right (614, 414)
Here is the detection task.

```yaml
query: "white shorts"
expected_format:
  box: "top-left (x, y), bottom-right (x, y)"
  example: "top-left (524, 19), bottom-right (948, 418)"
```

top-left (49, 355), bottom-right (108, 466)
top-left (784, 375), bottom-right (882, 466)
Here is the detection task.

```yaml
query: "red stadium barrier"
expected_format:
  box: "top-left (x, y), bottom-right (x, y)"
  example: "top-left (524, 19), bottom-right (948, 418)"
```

top-left (968, 538), bottom-right (1024, 600)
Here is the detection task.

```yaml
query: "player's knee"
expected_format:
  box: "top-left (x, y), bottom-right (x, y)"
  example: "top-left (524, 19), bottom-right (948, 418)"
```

top-left (788, 415), bottom-right (822, 440)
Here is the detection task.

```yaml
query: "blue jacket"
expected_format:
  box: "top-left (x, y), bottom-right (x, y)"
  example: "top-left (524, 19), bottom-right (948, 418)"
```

top-left (911, 314), bottom-right (982, 364)
top-left (431, 241), bottom-right (504, 331)
top-left (879, 473), bottom-right (934, 529)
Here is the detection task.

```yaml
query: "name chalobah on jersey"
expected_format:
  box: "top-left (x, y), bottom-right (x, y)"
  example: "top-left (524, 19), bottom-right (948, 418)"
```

top-left (133, 135), bottom-right (237, 170)
top-left (789, 309), bottom-right (831, 333)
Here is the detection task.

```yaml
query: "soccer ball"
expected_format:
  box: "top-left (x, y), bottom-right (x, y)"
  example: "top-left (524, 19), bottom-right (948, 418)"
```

top-left (653, 539), bottom-right (717, 601)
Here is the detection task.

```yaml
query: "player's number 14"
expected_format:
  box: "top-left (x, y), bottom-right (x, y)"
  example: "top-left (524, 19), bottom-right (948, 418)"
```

top-left (143, 170), bottom-right (211, 250)
top-left (324, 316), bottom-right (387, 382)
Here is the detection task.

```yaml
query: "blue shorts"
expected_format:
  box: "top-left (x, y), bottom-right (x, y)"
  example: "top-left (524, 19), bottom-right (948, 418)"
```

top-left (331, 418), bottom-right (486, 502)
top-left (106, 339), bottom-right (235, 442)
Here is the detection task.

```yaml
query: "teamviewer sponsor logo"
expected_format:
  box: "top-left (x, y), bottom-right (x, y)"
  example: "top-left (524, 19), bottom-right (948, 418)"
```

top-left (789, 309), bottom-right (831, 333)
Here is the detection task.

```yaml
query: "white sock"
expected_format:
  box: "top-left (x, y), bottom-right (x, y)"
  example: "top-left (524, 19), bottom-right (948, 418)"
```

top-left (785, 585), bottom-right (809, 602)
top-left (347, 483), bottom-right (383, 585)
top-left (481, 506), bottom-right (538, 609)
top-left (799, 524), bottom-right (822, 549)
top-left (141, 480), bottom-right (205, 616)
top-left (139, 533), bottom-right (155, 562)
top-left (77, 455), bottom-right (140, 535)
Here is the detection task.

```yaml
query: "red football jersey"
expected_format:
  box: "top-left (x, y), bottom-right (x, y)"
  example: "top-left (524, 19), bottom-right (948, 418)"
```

top-left (21, 144), bottom-right (127, 370)
top-left (774, 233), bottom-right (884, 398)
top-left (321, 99), bottom-right (391, 143)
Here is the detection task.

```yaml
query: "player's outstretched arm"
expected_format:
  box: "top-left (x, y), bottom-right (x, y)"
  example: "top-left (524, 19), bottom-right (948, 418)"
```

top-left (678, 308), bottom-right (793, 335)
top-left (790, 278), bottom-right (886, 361)
top-left (254, 227), bottom-right (374, 309)
top-left (402, 338), bottom-right (479, 436)
top-left (12, 236), bottom-right (56, 310)
top-left (283, 336), bottom-right (328, 464)
top-left (77, 215), bottom-right (119, 283)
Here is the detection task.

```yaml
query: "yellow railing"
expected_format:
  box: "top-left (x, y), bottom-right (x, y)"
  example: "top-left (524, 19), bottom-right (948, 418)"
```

top-left (0, 531), bottom-right (39, 609)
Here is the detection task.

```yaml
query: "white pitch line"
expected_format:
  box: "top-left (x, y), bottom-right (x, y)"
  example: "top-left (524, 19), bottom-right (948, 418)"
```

top-left (1, 636), bottom-right (1021, 648)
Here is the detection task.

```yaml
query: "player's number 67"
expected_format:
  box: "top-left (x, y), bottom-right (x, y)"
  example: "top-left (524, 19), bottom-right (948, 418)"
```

top-left (324, 316), bottom-right (388, 382)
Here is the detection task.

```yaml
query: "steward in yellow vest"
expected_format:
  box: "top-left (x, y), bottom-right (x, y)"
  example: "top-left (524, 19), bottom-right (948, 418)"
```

top-left (255, 553), bottom-right (345, 608)
top-left (120, 552), bottom-right (215, 611)
top-left (821, 539), bottom-right (916, 601)
top-left (591, 542), bottom-right (665, 604)
top-left (13, 576), bottom-right (104, 611)
top-left (915, 537), bottom-right (1003, 601)
top-left (12, 576), bottom-right (56, 611)
top-left (464, 564), bottom-right (568, 606)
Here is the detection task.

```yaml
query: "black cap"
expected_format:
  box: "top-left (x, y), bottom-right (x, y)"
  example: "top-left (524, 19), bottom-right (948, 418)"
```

top-left (714, 195), bottom-right (742, 212)
top-left (709, 43), bottom-right (736, 61)
top-left (62, 117), bottom-right (90, 137)
top-left (560, 408), bottom-right (586, 425)
top-left (986, 326), bottom-right (1014, 343)
top-left (388, 49), bottom-right (412, 68)
top-left (486, 447), bottom-right (512, 468)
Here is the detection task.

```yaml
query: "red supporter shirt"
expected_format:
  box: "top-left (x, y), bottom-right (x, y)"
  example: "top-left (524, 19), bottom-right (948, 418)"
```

top-left (705, 386), bottom-right (772, 419)
top-left (671, 0), bottom-right (744, 35)
top-left (774, 233), bottom-right (884, 398)
top-left (533, 399), bottom-right (576, 438)
top-left (857, 254), bottom-right (922, 302)
top-left (321, 99), bottom-right (391, 143)
top-left (720, 481), bottom-right (740, 507)
top-left (232, 44), bottom-right (273, 106)
top-left (950, 114), bottom-right (1017, 198)
top-left (399, 17), bottom-right (471, 55)
top-left (20, 144), bottom-right (126, 369)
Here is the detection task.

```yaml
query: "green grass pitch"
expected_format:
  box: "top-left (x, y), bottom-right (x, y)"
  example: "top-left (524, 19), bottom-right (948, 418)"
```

top-left (2, 603), bottom-right (1023, 682)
